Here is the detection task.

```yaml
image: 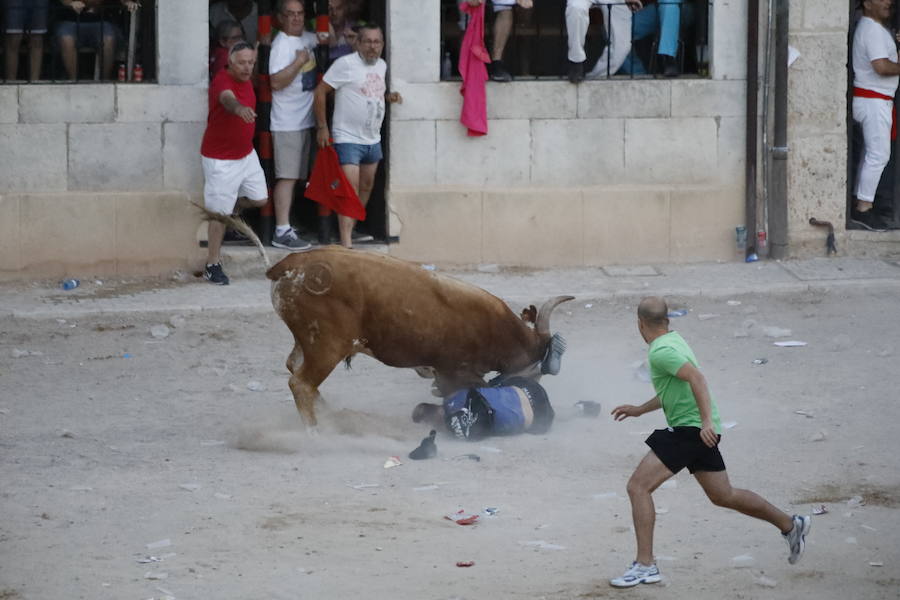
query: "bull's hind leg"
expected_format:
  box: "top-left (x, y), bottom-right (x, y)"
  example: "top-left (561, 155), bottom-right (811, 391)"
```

top-left (286, 343), bottom-right (347, 428)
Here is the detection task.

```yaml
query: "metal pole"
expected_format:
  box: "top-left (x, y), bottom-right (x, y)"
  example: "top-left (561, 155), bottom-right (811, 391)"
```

top-left (746, 0), bottom-right (760, 259)
top-left (768, 0), bottom-right (789, 259)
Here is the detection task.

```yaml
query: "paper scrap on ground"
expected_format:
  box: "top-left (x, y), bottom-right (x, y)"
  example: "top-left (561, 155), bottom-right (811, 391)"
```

top-left (383, 456), bottom-right (402, 469)
top-left (445, 509), bottom-right (479, 525)
top-left (520, 540), bottom-right (566, 550)
top-left (774, 341), bottom-right (807, 347)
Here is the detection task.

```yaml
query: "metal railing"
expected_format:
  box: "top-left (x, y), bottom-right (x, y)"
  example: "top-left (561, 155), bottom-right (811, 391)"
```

top-left (440, 0), bottom-right (709, 81)
top-left (1, 1), bottom-right (151, 83)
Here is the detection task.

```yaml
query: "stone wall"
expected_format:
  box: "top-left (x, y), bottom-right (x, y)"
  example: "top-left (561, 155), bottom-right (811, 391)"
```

top-left (0, 0), bottom-right (208, 279)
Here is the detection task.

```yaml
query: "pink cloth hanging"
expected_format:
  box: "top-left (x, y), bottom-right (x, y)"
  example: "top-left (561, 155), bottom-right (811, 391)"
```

top-left (458, 2), bottom-right (489, 136)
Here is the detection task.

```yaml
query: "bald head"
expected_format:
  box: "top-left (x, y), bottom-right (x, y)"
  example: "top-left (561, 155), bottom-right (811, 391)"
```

top-left (638, 296), bottom-right (669, 329)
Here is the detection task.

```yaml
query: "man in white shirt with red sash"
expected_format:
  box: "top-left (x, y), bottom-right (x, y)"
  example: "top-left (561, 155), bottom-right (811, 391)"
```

top-left (851, 0), bottom-right (900, 231)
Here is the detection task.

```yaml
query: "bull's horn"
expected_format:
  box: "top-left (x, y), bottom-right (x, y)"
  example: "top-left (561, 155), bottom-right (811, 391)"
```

top-left (192, 202), bottom-right (270, 268)
top-left (535, 295), bottom-right (575, 337)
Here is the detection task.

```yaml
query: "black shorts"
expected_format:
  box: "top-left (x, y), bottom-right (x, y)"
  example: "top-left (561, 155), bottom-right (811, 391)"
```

top-left (646, 427), bottom-right (726, 474)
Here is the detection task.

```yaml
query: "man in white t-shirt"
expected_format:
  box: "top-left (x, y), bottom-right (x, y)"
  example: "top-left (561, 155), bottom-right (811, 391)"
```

top-left (268, 0), bottom-right (318, 250)
top-left (851, 0), bottom-right (900, 232)
top-left (313, 23), bottom-right (403, 248)
top-left (566, 0), bottom-right (643, 83)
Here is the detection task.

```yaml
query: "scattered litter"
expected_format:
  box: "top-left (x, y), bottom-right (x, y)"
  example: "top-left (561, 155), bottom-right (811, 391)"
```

top-left (145, 539), bottom-right (172, 550)
top-left (697, 313), bottom-right (719, 321)
top-left (451, 454), bottom-right (481, 462)
top-left (414, 484), bottom-right (439, 492)
top-left (660, 480), bottom-right (677, 489)
top-left (520, 540), bottom-right (565, 550)
top-left (69, 486), bottom-right (93, 492)
top-left (722, 421), bottom-right (738, 430)
top-left (10, 348), bottom-right (43, 358)
top-left (584, 303), bottom-right (593, 309)
top-left (383, 456), bottom-right (403, 469)
top-left (763, 326), bottom-right (792, 338)
top-left (149, 325), bottom-right (171, 339)
top-left (727, 300), bottom-right (742, 306)
top-left (178, 483), bottom-right (201, 492)
top-left (592, 492), bottom-right (618, 500)
top-left (122, 353), bottom-right (132, 358)
top-left (575, 400), bottom-right (602, 417)
top-left (421, 264), bottom-right (436, 271)
top-left (136, 556), bottom-right (162, 564)
top-left (860, 524), bottom-right (877, 532)
top-left (869, 561), bottom-right (884, 567)
top-left (667, 309), bottom-right (688, 317)
top-left (483, 507), bottom-right (499, 516)
top-left (456, 561), bottom-right (475, 567)
top-left (655, 506), bottom-right (669, 515)
top-left (200, 440), bottom-right (225, 446)
top-left (731, 554), bottom-right (755, 568)
top-left (812, 505), bottom-right (828, 515)
top-left (752, 358), bottom-right (768, 365)
top-left (144, 572), bottom-right (168, 580)
top-left (445, 510), bottom-right (479, 525)
top-left (246, 380), bottom-right (265, 392)
top-left (477, 263), bottom-right (500, 273)
top-left (847, 495), bottom-right (866, 508)
top-left (168, 315), bottom-right (186, 328)
top-left (479, 446), bottom-right (502, 454)
top-left (774, 340), bottom-right (807, 347)
top-left (846, 537), bottom-right (858, 544)
top-left (214, 493), bottom-right (232, 500)
top-left (794, 410), bottom-right (814, 418)
top-left (60, 429), bottom-right (75, 438)
top-left (755, 575), bottom-right (777, 588)
top-left (346, 483), bottom-right (380, 491)
top-left (375, 547), bottom-right (383, 551)
top-left (808, 430), bottom-right (827, 442)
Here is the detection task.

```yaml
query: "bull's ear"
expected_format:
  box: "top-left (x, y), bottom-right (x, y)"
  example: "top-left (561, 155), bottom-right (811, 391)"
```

top-left (520, 305), bottom-right (537, 324)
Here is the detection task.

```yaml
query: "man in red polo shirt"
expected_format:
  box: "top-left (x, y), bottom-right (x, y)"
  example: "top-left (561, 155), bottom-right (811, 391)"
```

top-left (200, 41), bottom-right (268, 285)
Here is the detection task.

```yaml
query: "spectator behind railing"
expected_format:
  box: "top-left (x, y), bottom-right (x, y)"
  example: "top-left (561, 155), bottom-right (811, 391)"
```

top-left (210, 19), bottom-right (245, 80)
top-left (56, 0), bottom-right (139, 81)
top-left (566, 0), bottom-right (643, 83)
top-left (617, 0), bottom-right (689, 77)
top-left (210, 0), bottom-right (268, 46)
top-left (327, 0), bottom-right (365, 63)
top-left (465, 0), bottom-right (534, 83)
top-left (5, 0), bottom-right (50, 81)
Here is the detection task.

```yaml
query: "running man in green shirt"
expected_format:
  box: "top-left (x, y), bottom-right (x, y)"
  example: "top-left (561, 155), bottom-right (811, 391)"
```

top-left (608, 296), bottom-right (811, 588)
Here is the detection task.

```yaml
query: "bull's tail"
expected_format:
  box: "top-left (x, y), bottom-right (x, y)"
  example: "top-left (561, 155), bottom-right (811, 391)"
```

top-left (193, 203), bottom-right (270, 269)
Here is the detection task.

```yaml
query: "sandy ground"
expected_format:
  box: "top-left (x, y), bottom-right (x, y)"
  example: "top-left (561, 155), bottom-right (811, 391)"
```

top-left (1, 282), bottom-right (899, 600)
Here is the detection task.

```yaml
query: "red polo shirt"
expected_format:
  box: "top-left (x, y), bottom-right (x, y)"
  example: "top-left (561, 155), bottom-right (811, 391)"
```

top-left (200, 68), bottom-right (256, 160)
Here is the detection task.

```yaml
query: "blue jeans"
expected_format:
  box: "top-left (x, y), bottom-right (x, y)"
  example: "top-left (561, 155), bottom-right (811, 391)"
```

top-left (334, 142), bottom-right (383, 166)
top-left (56, 20), bottom-right (122, 49)
top-left (619, 0), bottom-right (687, 75)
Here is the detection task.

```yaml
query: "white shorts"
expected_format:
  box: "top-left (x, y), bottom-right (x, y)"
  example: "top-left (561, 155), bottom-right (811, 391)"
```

top-left (202, 149), bottom-right (268, 215)
top-left (493, 0), bottom-right (515, 11)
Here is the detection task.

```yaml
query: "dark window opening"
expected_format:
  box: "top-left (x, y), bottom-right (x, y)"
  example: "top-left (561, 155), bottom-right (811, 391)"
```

top-left (1, 0), bottom-right (157, 83)
top-left (441, 0), bottom-right (710, 81)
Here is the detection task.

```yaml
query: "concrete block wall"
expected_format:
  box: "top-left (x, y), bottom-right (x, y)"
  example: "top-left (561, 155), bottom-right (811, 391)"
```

top-left (0, 3), bottom-right (207, 279)
top-left (785, 0), bottom-right (850, 257)
top-left (386, 0), bottom-right (748, 266)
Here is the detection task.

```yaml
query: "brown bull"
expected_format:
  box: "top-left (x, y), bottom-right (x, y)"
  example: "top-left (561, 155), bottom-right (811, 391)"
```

top-left (265, 248), bottom-right (572, 426)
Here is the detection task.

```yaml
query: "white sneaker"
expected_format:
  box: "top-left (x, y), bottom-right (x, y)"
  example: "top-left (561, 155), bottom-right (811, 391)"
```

top-left (609, 562), bottom-right (661, 588)
top-left (783, 514), bottom-right (811, 565)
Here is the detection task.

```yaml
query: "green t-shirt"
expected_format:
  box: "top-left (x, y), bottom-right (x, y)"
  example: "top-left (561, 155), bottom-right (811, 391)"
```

top-left (648, 331), bottom-right (721, 433)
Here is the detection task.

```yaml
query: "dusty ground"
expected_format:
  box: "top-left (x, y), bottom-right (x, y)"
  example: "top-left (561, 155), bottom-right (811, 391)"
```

top-left (1, 282), bottom-right (899, 600)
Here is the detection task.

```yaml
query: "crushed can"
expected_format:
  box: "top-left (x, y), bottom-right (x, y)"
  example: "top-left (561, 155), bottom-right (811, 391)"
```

top-left (117, 63), bottom-right (126, 82)
top-left (133, 63), bottom-right (143, 83)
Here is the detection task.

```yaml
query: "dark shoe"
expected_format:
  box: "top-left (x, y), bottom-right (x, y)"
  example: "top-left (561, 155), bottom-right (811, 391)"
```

top-left (567, 60), bottom-right (585, 84)
top-left (660, 54), bottom-right (679, 78)
top-left (851, 209), bottom-right (888, 232)
top-left (272, 228), bottom-right (313, 250)
top-left (489, 60), bottom-right (513, 82)
top-left (204, 263), bottom-right (229, 286)
top-left (408, 430), bottom-right (437, 460)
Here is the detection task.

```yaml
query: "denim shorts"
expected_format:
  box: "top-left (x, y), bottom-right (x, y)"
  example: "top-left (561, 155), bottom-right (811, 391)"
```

top-left (56, 20), bottom-right (123, 47)
top-left (334, 142), bottom-right (383, 166)
top-left (5, 0), bottom-right (50, 34)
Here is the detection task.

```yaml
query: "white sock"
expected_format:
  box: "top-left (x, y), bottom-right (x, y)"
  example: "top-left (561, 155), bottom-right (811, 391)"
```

top-left (275, 224), bottom-right (291, 236)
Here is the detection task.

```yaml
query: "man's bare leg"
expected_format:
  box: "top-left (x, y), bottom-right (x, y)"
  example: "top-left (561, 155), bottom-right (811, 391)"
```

top-left (626, 451), bottom-right (676, 565)
top-left (273, 179), bottom-right (296, 230)
top-left (693, 470), bottom-right (794, 532)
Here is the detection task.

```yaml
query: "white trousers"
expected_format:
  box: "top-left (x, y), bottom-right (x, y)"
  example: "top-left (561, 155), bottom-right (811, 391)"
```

top-left (566, 0), bottom-right (633, 77)
top-left (853, 96), bottom-right (893, 202)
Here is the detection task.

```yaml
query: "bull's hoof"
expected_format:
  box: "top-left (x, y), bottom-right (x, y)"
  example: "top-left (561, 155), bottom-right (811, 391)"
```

top-left (541, 333), bottom-right (567, 376)
top-left (408, 430), bottom-right (437, 460)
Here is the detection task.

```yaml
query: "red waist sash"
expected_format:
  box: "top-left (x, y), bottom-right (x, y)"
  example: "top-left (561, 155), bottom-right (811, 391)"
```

top-left (854, 86), bottom-right (897, 140)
